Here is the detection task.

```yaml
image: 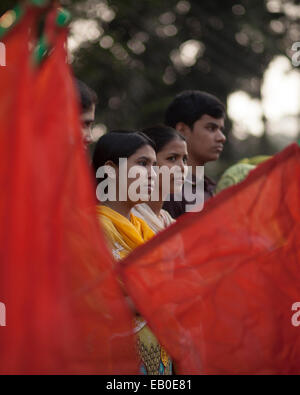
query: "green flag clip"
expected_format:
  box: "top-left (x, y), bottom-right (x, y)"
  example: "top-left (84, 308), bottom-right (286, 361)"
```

top-left (33, 34), bottom-right (49, 65)
top-left (0, 2), bottom-right (71, 64)
top-left (56, 8), bottom-right (71, 28)
top-left (33, 7), bottom-right (71, 65)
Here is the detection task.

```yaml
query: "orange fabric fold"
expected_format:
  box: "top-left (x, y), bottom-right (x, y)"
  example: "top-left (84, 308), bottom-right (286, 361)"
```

top-left (97, 205), bottom-right (155, 260)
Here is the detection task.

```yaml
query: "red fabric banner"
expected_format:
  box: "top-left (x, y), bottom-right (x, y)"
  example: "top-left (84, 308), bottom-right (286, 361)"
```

top-left (122, 145), bottom-right (300, 374)
top-left (0, 7), bottom-right (138, 374)
top-left (1, 4), bottom-right (299, 376)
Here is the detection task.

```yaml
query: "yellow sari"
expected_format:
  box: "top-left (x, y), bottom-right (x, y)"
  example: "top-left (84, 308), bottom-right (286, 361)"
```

top-left (97, 205), bottom-right (173, 375)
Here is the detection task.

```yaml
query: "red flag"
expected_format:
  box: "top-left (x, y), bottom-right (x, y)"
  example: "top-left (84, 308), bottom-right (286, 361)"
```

top-left (122, 145), bottom-right (300, 374)
top-left (0, 6), bottom-right (138, 374)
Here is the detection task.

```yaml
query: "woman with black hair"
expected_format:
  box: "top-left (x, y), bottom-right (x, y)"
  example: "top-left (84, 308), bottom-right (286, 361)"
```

top-left (92, 131), bottom-right (173, 375)
top-left (92, 131), bottom-right (157, 259)
top-left (132, 125), bottom-right (188, 233)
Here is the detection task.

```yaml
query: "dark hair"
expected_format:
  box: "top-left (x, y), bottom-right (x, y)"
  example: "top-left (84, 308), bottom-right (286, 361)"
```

top-left (75, 79), bottom-right (98, 112)
top-left (141, 124), bottom-right (185, 153)
top-left (92, 131), bottom-right (155, 174)
top-left (109, 129), bottom-right (138, 134)
top-left (165, 90), bottom-right (226, 129)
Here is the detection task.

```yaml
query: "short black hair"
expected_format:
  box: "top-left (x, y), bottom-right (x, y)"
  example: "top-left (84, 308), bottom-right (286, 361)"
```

top-left (165, 90), bottom-right (226, 129)
top-left (75, 79), bottom-right (98, 112)
top-left (92, 131), bottom-right (155, 174)
top-left (141, 124), bottom-right (185, 153)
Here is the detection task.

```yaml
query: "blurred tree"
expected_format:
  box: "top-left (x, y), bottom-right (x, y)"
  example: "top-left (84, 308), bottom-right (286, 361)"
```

top-left (1, 0), bottom-right (300, 176)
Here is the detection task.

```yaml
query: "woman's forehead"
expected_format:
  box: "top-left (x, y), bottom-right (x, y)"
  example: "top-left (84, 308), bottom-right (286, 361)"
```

top-left (130, 144), bottom-right (156, 160)
top-left (159, 138), bottom-right (187, 154)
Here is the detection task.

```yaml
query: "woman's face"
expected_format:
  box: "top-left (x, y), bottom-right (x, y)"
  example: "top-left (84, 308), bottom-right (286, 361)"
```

top-left (156, 138), bottom-right (188, 195)
top-left (117, 144), bottom-right (157, 203)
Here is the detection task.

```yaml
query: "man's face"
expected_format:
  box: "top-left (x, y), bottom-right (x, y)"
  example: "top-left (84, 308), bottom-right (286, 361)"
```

top-left (181, 114), bottom-right (226, 165)
top-left (81, 104), bottom-right (95, 147)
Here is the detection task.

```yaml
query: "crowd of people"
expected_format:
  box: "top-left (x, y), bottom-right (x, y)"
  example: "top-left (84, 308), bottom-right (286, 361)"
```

top-left (75, 79), bottom-right (264, 375)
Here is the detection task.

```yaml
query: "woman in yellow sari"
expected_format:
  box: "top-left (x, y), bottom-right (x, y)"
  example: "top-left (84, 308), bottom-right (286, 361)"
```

top-left (92, 131), bottom-right (173, 375)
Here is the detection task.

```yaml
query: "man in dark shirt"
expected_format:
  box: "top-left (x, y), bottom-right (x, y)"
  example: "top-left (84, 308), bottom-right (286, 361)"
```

top-left (163, 90), bottom-right (226, 219)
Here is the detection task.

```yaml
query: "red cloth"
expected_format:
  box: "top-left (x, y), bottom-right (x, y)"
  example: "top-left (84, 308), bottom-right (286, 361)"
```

top-left (122, 145), bottom-right (300, 374)
top-left (1, 5), bottom-right (299, 376)
top-left (0, 7), bottom-right (138, 374)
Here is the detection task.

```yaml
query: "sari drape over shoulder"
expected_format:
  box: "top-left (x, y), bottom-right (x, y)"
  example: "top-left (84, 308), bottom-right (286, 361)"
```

top-left (96, 205), bottom-right (173, 375)
top-left (131, 203), bottom-right (175, 234)
top-left (96, 205), bottom-right (154, 260)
